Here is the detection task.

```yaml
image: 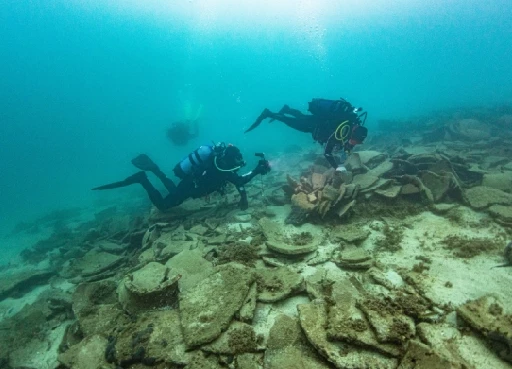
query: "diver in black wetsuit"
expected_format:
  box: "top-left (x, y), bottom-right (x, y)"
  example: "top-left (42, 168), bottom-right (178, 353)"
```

top-left (245, 98), bottom-right (368, 171)
top-left (166, 119), bottom-right (199, 146)
top-left (92, 144), bottom-right (271, 211)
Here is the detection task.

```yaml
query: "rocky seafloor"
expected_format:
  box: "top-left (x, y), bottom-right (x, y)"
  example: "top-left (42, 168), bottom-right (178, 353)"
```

top-left (1, 105), bottom-right (512, 369)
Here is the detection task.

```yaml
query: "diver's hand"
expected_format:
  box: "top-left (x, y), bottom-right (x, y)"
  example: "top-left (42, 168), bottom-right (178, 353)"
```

top-left (254, 159), bottom-right (271, 175)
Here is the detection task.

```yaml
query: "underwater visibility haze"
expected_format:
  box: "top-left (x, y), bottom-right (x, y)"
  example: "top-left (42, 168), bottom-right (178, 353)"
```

top-left (3, 2), bottom-right (512, 369)
top-left (1, 0), bottom-right (511, 241)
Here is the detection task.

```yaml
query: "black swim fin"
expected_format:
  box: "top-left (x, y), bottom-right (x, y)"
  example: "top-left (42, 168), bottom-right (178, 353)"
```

top-left (131, 154), bottom-right (160, 172)
top-left (245, 108), bottom-right (272, 133)
top-left (269, 104), bottom-right (290, 123)
top-left (92, 171), bottom-right (147, 190)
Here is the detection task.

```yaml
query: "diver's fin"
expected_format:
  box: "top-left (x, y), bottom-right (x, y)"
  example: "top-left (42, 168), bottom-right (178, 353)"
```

top-left (131, 154), bottom-right (160, 172)
top-left (244, 121), bottom-right (262, 133)
top-left (245, 109), bottom-right (271, 133)
top-left (92, 171), bottom-right (147, 190)
top-left (269, 104), bottom-right (290, 122)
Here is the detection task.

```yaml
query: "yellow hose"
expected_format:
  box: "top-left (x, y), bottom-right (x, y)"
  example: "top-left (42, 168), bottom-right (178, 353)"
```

top-left (334, 120), bottom-right (350, 141)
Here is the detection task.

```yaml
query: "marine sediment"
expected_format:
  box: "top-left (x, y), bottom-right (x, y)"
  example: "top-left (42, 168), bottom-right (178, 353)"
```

top-left (1, 105), bottom-right (512, 368)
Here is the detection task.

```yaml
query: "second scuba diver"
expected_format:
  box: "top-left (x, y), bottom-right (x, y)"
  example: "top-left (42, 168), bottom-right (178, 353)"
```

top-left (245, 98), bottom-right (368, 171)
top-left (92, 143), bottom-right (271, 211)
top-left (166, 119), bottom-right (200, 146)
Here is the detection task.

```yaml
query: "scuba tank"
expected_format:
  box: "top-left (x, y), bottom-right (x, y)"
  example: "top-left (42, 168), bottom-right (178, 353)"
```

top-left (308, 97), bottom-right (367, 125)
top-left (308, 98), bottom-right (354, 118)
top-left (173, 145), bottom-right (216, 179)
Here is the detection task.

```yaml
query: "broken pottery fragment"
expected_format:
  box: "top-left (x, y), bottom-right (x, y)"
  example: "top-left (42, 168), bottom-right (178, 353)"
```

top-left (118, 261), bottom-right (180, 313)
top-left (70, 248), bottom-right (125, 278)
top-left (397, 175), bottom-right (434, 203)
top-left (58, 335), bottom-right (110, 369)
top-left (419, 170), bottom-right (453, 202)
top-left (97, 239), bottom-right (128, 254)
top-left (331, 224), bottom-right (370, 244)
top-left (447, 118), bottom-right (491, 141)
top-left (165, 248), bottom-right (215, 293)
top-left (482, 172), bottom-right (512, 192)
top-left (357, 296), bottom-right (416, 345)
top-left (369, 160), bottom-right (394, 177)
top-left (337, 199), bottom-right (356, 218)
top-left (457, 295), bottom-right (512, 363)
top-left (400, 184), bottom-right (420, 195)
top-left (345, 153), bottom-right (368, 174)
top-left (488, 205), bottom-right (512, 225)
top-left (238, 282), bottom-right (258, 323)
top-left (256, 267), bottom-right (304, 302)
top-left (289, 192), bottom-right (316, 223)
top-left (397, 340), bottom-right (462, 369)
top-left (202, 321), bottom-right (260, 354)
top-left (334, 249), bottom-right (373, 270)
top-left (259, 217), bottom-right (322, 255)
top-left (284, 166), bottom-right (362, 220)
top-left (180, 263), bottom-right (255, 348)
top-left (416, 323), bottom-right (505, 369)
top-left (356, 151), bottom-right (388, 167)
top-left (0, 268), bottom-right (55, 301)
top-left (312, 172), bottom-right (328, 189)
top-left (352, 174), bottom-right (380, 190)
top-left (298, 302), bottom-right (398, 369)
top-left (326, 280), bottom-right (402, 357)
top-left (266, 240), bottom-right (318, 255)
top-left (465, 186), bottom-right (512, 209)
top-left (265, 314), bottom-right (332, 369)
top-left (72, 280), bottom-right (128, 337)
top-left (375, 185), bottom-right (402, 199)
top-left (113, 310), bottom-right (190, 366)
top-left (237, 353), bottom-right (264, 369)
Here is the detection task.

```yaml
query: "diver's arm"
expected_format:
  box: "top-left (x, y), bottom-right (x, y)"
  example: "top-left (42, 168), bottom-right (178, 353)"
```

top-left (227, 173), bottom-right (250, 210)
top-left (228, 161), bottom-right (270, 210)
top-left (324, 136), bottom-right (338, 169)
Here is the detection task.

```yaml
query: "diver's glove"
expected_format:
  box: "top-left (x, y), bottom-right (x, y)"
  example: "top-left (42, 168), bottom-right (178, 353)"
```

top-left (254, 159), bottom-right (271, 175)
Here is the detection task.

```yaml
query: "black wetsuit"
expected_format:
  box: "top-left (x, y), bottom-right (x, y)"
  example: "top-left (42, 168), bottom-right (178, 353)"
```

top-left (136, 164), bottom-right (260, 211)
top-left (256, 106), bottom-right (358, 168)
top-left (93, 147), bottom-right (270, 211)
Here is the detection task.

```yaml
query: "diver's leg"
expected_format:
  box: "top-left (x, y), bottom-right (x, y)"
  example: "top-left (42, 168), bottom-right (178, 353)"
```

top-left (277, 105), bottom-right (304, 118)
top-left (92, 171), bottom-right (170, 211)
top-left (160, 178), bottom-right (194, 208)
top-left (270, 115), bottom-right (317, 133)
top-left (152, 170), bottom-right (177, 194)
top-left (137, 175), bottom-right (171, 211)
top-left (131, 154), bottom-right (176, 193)
top-left (269, 105), bottom-right (305, 122)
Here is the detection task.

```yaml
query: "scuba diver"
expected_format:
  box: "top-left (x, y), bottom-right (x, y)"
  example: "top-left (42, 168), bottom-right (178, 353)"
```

top-left (166, 119), bottom-right (199, 146)
top-left (245, 98), bottom-right (368, 171)
top-left (166, 104), bottom-right (203, 146)
top-left (92, 143), bottom-right (271, 211)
